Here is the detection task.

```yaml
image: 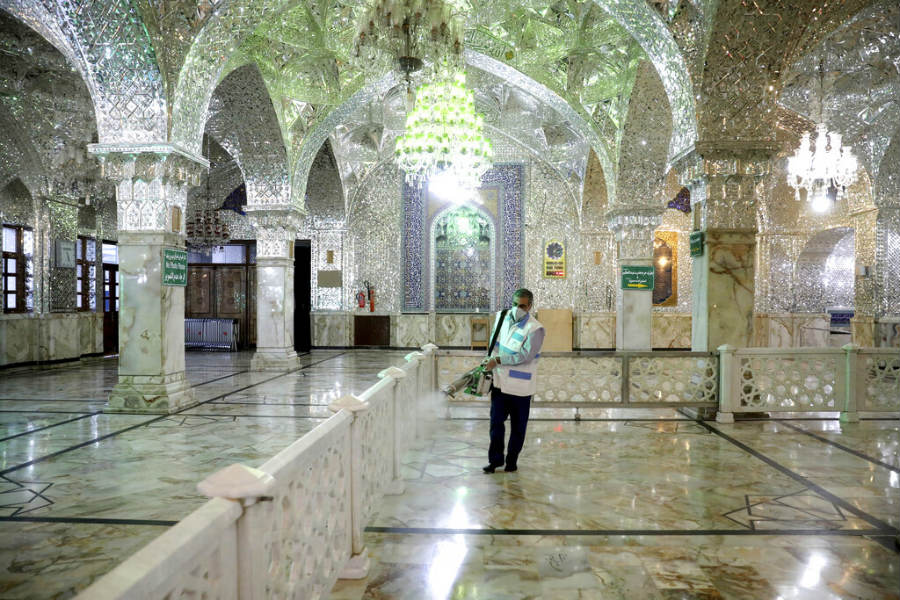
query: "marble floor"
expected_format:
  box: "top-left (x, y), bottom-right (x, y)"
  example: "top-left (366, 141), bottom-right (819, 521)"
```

top-left (0, 349), bottom-right (408, 599)
top-left (333, 409), bottom-right (900, 599)
top-left (1, 352), bottom-right (898, 599)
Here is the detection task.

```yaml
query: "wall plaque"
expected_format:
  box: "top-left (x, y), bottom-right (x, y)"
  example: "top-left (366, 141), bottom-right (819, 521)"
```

top-left (621, 265), bottom-right (654, 290)
top-left (543, 239), bottom-right (566, 278)
top-left (54, 240), bottom-right (75, 268)
top-left (163, 248), bottom-right (188, 286)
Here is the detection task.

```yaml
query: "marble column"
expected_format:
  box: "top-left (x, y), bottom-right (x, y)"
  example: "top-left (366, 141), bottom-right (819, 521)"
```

top-left (249, 208), bottom-right (302, 371)
top-left (676, 144), bottom-right (774, 351)
top-left (607, 208), bottom-right (662, 351)
top-left (88, 144), bottom-right (206, 412)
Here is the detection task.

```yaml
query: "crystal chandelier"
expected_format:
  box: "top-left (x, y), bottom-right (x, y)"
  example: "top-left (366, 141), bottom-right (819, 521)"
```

top-left (353, 0), bottom-right (464, 79)
top-left (786, 61), bottom-right (858, 212)
top-left (395, 72), bottom-right (493, 189)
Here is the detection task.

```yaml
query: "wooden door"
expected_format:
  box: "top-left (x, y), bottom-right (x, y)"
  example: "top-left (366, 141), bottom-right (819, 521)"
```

top-left (102, 264), bottom-right (119, 355)
top-left (186, 267), bottom-right (215, 317)
top-left (216, 266), bottom-right (247, 347)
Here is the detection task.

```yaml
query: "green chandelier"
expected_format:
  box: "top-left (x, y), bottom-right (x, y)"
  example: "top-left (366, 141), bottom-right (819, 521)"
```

top-left (395, 72), bottom-right (493, 189)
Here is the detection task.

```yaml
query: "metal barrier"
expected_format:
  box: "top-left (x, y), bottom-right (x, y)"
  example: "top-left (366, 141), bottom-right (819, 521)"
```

top-left (184, 318), bottom-right (239, 351)
top-left (437, 350), bottom-right (719, 408)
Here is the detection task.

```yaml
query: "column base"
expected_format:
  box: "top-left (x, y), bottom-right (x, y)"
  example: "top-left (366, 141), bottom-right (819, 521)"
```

top-left (339, 551), bottom-right (370, 579)
top-left (107, 373), bottom-right (194, 413)
top-left (251, 349), bottom-right (300, 371)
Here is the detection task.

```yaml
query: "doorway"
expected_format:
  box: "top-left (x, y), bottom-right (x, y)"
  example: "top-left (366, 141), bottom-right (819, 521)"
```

top-left (294, 240), bottom-right (311, 353)
top-left (102, 256), bottom-right (119, 355)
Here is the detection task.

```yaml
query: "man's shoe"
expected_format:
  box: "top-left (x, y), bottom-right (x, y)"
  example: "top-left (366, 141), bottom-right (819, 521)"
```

top-left (504, 464), bottom-right (517, 472)
top-left (483, 463), bottom-right (502, 473)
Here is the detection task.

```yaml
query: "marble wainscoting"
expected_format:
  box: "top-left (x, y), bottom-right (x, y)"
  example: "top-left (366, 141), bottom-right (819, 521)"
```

top-left (312, 311), bottom-right (352, 347)
top-left (392, 313), bottom-right (431, 348)
top-left (434, 313), bottom-right (472, 347)
top-left (651, 313), bottom-right (692, 349)
top-left (574, 312), bottom-right (616, 349)
top-left (0, 312), bottom-right (103, 367)
top-left (753, 314), bottom-right (831, 348)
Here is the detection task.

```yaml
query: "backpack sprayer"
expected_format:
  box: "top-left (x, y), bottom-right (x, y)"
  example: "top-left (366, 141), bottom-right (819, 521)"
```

top-left (442, 360), bottom-right (492, 397)
top-left (441, 309), bottom-right (508, 398)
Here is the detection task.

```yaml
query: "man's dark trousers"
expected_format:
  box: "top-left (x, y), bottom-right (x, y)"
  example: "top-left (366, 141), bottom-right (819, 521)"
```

top-left (488, 386), bottom-right (532, 468)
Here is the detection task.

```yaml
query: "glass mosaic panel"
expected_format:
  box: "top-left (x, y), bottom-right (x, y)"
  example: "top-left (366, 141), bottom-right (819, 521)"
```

top-left (432, 205), bottom-right (494, 312)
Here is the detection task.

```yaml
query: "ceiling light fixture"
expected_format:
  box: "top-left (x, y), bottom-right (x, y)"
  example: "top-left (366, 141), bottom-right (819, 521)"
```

top-left (395, 72), bottom-right (493, 190)
top-left (786, 59), bottom-right (858, 212)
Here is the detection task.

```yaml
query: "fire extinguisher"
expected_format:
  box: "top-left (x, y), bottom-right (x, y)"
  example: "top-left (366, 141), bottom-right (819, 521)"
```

top-left (363, 280), bottom-right (375, 312)
top-left (356, 291), bottom-right (366, 308)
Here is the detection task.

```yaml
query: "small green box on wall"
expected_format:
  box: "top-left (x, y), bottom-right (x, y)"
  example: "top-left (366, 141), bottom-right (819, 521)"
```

top-left (689, 231), bottom-right (705, 257)
top-left (162, 248), bottom-right (188, 286)
top-left (621, 265), bottom-right (654, 290)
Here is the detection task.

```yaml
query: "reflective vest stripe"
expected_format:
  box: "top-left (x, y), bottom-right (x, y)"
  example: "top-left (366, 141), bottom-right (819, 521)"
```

top-left (508, 370), bottom-right (532, 380)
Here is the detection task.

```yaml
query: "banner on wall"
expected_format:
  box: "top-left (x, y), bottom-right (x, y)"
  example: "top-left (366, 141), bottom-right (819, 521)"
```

top-left (543, 239), bottom-right (566, 278)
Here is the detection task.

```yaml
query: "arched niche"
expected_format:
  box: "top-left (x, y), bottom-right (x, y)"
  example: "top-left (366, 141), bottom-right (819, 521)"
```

top-left (795, 227), bottom-right (855, 313)
top-left (429, 203), bottom-right (496, 312)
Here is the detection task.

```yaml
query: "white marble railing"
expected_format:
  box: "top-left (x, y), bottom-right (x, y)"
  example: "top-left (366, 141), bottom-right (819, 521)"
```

top-left (437, 350), bottom-right (719, 407)
top-left (76, 344), bottom-right (439, 600)
top-left (717, 344), bottom-right (900, 422)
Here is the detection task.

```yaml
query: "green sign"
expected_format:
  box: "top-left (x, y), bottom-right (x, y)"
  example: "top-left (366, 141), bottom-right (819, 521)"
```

top-left (690, 231), bottom-right (705, 257)
top-left (621, 265), bottom-right (654, 290)
top-left (162, 248), bottom-right (188, 286)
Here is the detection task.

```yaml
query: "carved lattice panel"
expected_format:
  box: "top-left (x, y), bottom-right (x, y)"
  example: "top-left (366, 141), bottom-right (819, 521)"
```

top-left (162, 535), bottom-right (238, 600)
top-left (860, 352), bottom-right (900, 411)
top-left (738, 354), bottom-right (840, 410)
top-left (263, 426), bottom-right (351, 599)
top-left (359, 388), bottom-right (393, 523)
top-left (628, 356), bottom-right (718, 404)
top-left (534, 357), bottom-right (622, 403)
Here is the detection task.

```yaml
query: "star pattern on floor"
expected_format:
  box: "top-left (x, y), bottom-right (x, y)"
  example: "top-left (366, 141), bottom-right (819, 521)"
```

top-left (624, 421), bottom-right (709, 435)
top-left (0, 474), bottom-right (54, 517)
top-left (722, 489), bottom-right (847, 531)
top-left (147, 415), bottom-right (237, 428)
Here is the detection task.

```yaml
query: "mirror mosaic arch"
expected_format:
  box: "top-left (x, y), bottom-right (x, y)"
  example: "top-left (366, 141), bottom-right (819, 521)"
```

top-left (204, 64), bottom-right (291, 208)
top-left (1, 0), bottom-right (166, 143)
top-left (167, 0), bottom-right (696, 162)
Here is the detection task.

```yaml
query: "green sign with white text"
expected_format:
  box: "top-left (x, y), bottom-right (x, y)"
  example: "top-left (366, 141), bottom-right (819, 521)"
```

top-left (621, 265), bottom-right (654, 290)
top-left (690, 231), bottom-right (705, 257)
top-left (162, 248), bottom-right (188, 286)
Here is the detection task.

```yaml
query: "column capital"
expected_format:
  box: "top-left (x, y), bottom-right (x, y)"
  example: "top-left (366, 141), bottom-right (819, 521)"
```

top-left (87, 143), bottom-right (208, 186)
top-left (605, 207), bottom-right (663, 259)
top-left (247, 206), bottom-right (303, 259)
top-left (672, 141), bottom-right (777, 187)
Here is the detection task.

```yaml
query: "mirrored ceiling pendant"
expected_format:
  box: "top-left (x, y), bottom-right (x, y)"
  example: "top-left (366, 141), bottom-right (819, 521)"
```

top-left (786, 60), bottom-right (859, 213)
top-left (395, 72), bottom-right (494, 192)
top-left (186, 136), bottom-right (231, 250)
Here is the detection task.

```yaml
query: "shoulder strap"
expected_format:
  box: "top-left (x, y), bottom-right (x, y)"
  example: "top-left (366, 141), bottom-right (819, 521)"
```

top-left (488, 309), bottom-right (509, 355)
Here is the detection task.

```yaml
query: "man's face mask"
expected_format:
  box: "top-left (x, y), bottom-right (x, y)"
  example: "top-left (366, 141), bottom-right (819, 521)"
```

top-left (512, 302), bottom-right (529, 321)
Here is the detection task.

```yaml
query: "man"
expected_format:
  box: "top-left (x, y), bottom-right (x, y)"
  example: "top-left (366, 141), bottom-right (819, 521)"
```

top-left (482, 288), bottom-right (545, 473)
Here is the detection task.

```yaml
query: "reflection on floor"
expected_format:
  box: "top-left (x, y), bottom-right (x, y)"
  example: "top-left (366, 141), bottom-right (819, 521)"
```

top-left (1, 351), bottom-right (898, 599)
top-left (0, 349), bottom-right (406, 599)
top-left (332, 408), bottom-right (900, 599)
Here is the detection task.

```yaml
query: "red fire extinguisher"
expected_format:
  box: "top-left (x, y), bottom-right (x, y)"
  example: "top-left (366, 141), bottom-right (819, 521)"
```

top-left (356, 291), bottom-right (366, 308)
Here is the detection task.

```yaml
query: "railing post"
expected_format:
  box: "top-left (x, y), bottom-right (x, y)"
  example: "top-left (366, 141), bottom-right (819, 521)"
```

top-left (841, 343), bottom-right (860, 423)
top-left (716, 345), bottom-right (736, 423)
top-left (422, 343), bottom-right (438, 393)
top-left (197, 463), bottom-right (276, 599)
top-left (379, 366), bottom-right (408, 495)
top-left (405, 351), bottom-right (426, 444)
top-left (328, 394), bottom-right (371, 579)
